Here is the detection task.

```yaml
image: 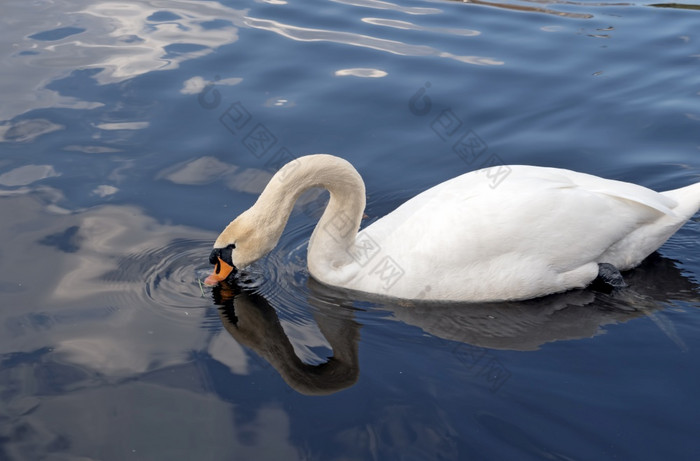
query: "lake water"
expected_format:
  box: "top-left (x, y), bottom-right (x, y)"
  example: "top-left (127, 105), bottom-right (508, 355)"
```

top-left (1, 0), bottom-right (699, 459)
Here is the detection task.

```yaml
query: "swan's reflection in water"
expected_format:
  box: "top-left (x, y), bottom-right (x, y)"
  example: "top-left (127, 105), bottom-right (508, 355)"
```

top-left (387, 252), bottom-right (696, 352)
top-left (215, 252), bottom-right (697, 395)
top-left (213, 283), bottom-right (361, 396)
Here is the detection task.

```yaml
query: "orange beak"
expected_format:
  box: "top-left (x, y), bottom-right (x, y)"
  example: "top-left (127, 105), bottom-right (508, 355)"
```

top-left (204, 257), bottom-right (235, 286)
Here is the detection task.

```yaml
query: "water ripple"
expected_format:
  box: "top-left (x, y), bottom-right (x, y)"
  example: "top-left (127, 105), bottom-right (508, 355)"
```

top-left (142, 238), bottom-right (216, 310)
top-left (243, 16), bottom-right (503, 66)
top-left (362, 17), bottom-right (480, 37)
top-left (331, 0), bottom-right (442, 15)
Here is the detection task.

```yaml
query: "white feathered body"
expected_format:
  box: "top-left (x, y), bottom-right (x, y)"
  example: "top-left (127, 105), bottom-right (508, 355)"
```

top-left (324, 165), bottom-right (700, 301)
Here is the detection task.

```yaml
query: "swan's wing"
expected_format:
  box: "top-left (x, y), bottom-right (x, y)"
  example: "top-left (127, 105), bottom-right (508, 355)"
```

top-left (366, 165), bottom-right (677, 240)
top-left (530, 166), bottom-right (678, 216)
top-left (360, 166), bottom-right (676, 292)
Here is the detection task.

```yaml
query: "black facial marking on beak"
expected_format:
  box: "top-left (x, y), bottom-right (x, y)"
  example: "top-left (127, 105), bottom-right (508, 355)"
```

top-left (209, 248), bottom-right (221, 265)
top-left (209, 244), bottom-right (235, 267)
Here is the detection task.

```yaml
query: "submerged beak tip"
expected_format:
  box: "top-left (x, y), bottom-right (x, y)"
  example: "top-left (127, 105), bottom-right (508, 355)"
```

top-left (203, 275), bottom-right (219, 286)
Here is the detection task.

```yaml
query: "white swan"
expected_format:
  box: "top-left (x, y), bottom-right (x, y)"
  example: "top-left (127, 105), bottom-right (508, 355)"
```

top-left (205, 154), bottom-right (700, 302)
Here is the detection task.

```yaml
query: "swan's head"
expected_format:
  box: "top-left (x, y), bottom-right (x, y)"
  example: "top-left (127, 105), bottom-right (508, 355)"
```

top-left (204, 210), bottom-right (278, 285)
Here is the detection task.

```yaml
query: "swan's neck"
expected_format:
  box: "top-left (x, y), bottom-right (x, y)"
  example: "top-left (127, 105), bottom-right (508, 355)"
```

top-left (252, 155), bottom-right (365, 274)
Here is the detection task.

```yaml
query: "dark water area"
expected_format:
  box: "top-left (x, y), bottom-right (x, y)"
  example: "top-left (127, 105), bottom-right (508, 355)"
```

top-left (1, 0), bottom-right (699, 459)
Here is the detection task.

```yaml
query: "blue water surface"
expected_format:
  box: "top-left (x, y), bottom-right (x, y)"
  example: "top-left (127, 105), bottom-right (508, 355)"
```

top-left (1, 0), bottom-right (699, 459)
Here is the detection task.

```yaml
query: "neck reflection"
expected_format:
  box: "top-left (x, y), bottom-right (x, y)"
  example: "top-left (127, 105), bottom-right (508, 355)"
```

top-left (213, 282), bottom-right (361, 396)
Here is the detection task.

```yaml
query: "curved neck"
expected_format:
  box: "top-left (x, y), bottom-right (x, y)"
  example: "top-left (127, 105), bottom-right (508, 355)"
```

top-left (252, 154), bottom-right (366, 273)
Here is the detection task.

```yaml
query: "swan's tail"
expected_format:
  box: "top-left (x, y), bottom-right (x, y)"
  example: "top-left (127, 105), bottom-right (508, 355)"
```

top-left (662, 181), bottom-right (700, 219)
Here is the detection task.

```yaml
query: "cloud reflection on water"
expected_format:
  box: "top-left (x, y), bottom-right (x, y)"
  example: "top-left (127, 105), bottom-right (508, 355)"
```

top-left (0, 184), bottom-right (328, 458)
top-left (1, 0), bottom-right (245, 122)
top-left (1, 0), bottom-right (502, 126)
top-left (0, 192), bottom-right (216, 369)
